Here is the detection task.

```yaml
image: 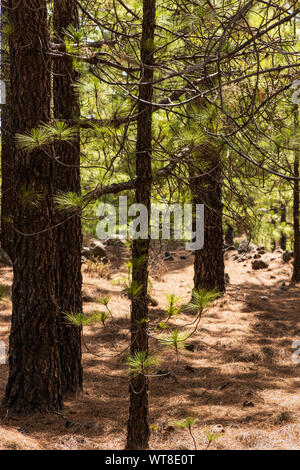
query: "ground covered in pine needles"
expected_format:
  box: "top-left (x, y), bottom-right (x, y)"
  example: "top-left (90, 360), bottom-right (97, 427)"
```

top-left (0, 244), bottom-right (300, 450)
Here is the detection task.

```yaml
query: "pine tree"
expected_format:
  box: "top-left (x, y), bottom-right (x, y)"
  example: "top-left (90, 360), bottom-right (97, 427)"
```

top-left (4, 0), bottom-right (62, 412)
top-left (53, 0), bottom-right (83, 395)
top-left (126, 0), bottom-right (156, 450)
top-left (190, 145), bottom-right (225, 293)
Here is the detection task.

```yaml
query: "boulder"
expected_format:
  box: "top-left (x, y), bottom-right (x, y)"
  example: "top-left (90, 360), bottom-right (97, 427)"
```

top-left (82, 240), bottom-right (106, 261)
top-left (251, 259), bottom-right (269, 270)
top-left (224, 244), bottom-right (236, 252)
top-left (282, 251), bottom-right (293, 263)
top-left (238, 239), bottom-right (257, 254)
top-left (105, 234), bottom-right (126, 246)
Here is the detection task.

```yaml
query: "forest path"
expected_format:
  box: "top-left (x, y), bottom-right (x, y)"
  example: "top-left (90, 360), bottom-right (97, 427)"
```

top-left (0, 246), bottom-right (300, 450)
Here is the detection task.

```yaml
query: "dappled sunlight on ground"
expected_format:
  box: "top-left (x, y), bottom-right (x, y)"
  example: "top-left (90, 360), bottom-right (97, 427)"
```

top-left (0, 246), bottom-right (300, 450)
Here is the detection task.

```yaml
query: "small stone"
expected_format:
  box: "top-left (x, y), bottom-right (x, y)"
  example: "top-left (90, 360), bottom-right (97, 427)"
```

top-left (243, 400), bottom-right (254, 407)
top-left (156, 369), bottom-right (170, 376)
top-left (185, 365), bottom-right (196, 373)
top-left (210, 424), bottom-right (225, 434)
top-left (184, 343), bottom-right (195, 352)
top-left (251, 259), bottom-right (269, 270)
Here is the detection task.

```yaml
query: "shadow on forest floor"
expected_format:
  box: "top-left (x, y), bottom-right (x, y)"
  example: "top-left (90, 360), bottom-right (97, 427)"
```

top-left (0, 248), bottom-right (300, 450)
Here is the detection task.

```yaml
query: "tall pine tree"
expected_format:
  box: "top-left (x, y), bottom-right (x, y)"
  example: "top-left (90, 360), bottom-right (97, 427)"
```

top-left (53, 0), bottom-right (83, 395)
top-left (4, 0), bottom-right (62, 412)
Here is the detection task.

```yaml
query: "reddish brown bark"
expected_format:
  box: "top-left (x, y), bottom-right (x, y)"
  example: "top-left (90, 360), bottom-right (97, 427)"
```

top-left (126, 0), bottom-right (156, 450)
top-left (53, 0), bottom-right (83, 395)
top-left (190, 146), bottom-right (225, 293)
top-left (4, 0), bottom-right (62, 412)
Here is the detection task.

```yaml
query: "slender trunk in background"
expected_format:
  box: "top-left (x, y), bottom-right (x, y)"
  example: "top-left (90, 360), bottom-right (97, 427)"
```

top-left (190, 146), bottom-right (225, 293)
top-left (225, 224), bottom-right (234, 246)
top-left (292, 107), bottom-right (300, 282)
top-left (126, 0), bottom-right (155, 450)
top-left (1, 0), bottom-right (14, 262)
top-left (53, 0), bottom-right (83, 394)
top-left (280, 203), bottom-right (287, 251)
top-left (270, 206), bottom-right (277, 251)
top-left (4, 0), bottom-right (62, 412)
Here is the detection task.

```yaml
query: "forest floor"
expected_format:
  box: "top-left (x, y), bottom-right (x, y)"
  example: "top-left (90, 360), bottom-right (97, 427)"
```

top-left (0, 244), bottom-right (300, 450)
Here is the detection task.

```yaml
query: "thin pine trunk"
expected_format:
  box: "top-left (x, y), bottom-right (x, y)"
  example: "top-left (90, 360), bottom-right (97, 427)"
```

top-left (126, 0), bottom-right (155, 450)
top-left (53, 0), bottom-right (83, 395)
top-left (280, 204), bottom-right (287, 251)
top-left (190, 147), bottom-right (225, 293)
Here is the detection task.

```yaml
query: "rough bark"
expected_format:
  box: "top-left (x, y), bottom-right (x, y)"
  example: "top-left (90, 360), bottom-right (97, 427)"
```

top-left (0, 0), bottom-right (14, 262)
top-left (53, 0), bottom-right (83, 394)
top-left (4, 0), bottom-right (62, 412)
top-left (190, 146), bottom-right (225, 293)
top-left (126, 0), bottom-right (155, 450)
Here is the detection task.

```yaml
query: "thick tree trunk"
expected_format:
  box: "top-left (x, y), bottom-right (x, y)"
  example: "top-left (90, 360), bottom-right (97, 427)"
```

top-left (190, 147), bottom-right (225, 293)
top-left (53, 0), bottom-right (83, 394)
top-left (4, 0), bottom-right (62, 412)
top-left (126, 0), bottom-right (155, 450)
top-left (0, 0), bottom-right (14, 262)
